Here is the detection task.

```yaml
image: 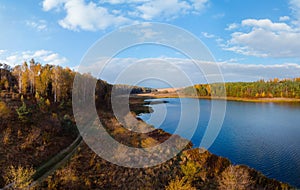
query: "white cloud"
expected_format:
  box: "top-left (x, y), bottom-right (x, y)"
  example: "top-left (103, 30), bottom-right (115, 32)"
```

top-left (224, 18), bottom-right (300, 58)
top-left (43, 0), bottom-right (130, 31)
top-left (223, 0), bottom-right (300, 58)
top-left (42, 0), bottom-right (209, 31)
top-left (0, 50), bottom-right (6, 55)
top-left (60, 0), bottom-right (131, 31)
top-left (26, 20), bottom-right (47, 31)
top-left (241, 19), bottom-right (292, 31)
top-left (42, 0), bottom-right (66, 11)
top-left (193, 0), bottom-right (209, 11)
top-left (135, 0), bottom-right (209, 20)
top-left (218, 61), bottom-right (300, 81)
top-left (0, 50), bottom-right (68, 66)
top-left (202, 32), bottom-right (215, 38)
top-left (225, 23), bottom-right (239, 31)
top-left (279, 16), bottom-right (290, 21)
top-left (289, 0), bottom-right (300, 25)
top-left (136, 0), bottom-right (191, 20)
top-left (100, 0), bottom-right (148, 4)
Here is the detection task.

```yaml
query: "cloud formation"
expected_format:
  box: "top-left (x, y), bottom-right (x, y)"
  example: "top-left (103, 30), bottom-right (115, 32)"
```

top-left (223, 0), bottom-right (300, 58)
top-left (42, 0), bottom-right (209, 31)
top-left (43, 0), bottom-right (130, 31)
top-left (0, 49), bottom-right (68, 66)
top-left (224, 18), bottom-right (300, 58)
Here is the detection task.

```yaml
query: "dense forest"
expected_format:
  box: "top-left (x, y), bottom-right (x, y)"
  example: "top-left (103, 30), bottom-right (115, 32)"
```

top-left (181, 79), bottom-right (300, 99)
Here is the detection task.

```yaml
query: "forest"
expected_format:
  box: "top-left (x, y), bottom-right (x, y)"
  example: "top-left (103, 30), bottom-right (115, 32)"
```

top-left (0, 60), bottom-right (155, 103)
top-left (181, 79), bottom-right (300, 99)
top-left (0, 60), bottom-right (75, 102)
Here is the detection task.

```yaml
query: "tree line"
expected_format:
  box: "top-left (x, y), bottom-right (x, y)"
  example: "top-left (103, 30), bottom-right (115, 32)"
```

top-left (0, 59), bottom-right (75, 102)
top-left (181, 78), bottom-right (300, 99)
top-left (0, 60), bottom-right (157, 104)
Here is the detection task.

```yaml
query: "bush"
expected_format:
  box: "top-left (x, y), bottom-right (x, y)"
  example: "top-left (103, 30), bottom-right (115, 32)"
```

top-left (16, 101), bottom-right (31, 122)
top-left (4, 165), bottom-right (35, 189)
top-left (181, 161), bottom-right (199, 181)
top-left (45, 99), bottom-right (51, 107)
top-left (218, 165), bottom-right (254, 190)
top-left (165, 177), bottom-right (196, 190)
top-left (0, 101), bottom-right (10, 118)
top-left (2, 128), bottom-right (12, 145)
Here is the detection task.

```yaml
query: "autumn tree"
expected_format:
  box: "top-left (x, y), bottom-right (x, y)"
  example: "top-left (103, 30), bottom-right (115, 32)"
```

top-left (36, 64), bottom-right (52, 97)
top-left (28, 59), bottom-right (42, 94)
top-left (21, 62), bottom-right (29, 94)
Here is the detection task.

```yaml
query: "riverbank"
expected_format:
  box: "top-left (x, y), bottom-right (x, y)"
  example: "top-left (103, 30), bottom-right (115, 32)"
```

top-left (38, 95), bottom-right (294, 189)
top-left (0, 93), bottom-right (295, 189)
top-left (135, 93), bottom-right (300, 103)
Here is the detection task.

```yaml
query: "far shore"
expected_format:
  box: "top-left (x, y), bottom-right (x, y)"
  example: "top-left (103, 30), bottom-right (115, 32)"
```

top-left (134, 93), bottom-right (300, 103)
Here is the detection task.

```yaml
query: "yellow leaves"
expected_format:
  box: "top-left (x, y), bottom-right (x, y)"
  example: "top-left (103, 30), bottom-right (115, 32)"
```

top-left (141, 137), bottom-right (158, 148)
top-left (4, 165), bottom-right (35, 189)
top-left (2, 127), bottom-right (12, 145)
top-left (218, 165), bottom-right (253, 190)
top-left (45, 99), bottom-right (51, 107)
top-left (0, 101), bottom-right (10, 118)
top-left (181, 161), bottom-right (199, 181)
top-left (165, 176), bottom-right (196, 190)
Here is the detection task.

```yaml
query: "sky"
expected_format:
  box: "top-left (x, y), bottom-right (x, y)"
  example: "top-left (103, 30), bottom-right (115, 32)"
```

top-left (1, 0), bottom-right (300, 86)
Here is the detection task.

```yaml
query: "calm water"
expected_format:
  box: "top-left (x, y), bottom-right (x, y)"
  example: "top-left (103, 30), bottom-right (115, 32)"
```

top-left (138, 98), bottom-right (300, 188)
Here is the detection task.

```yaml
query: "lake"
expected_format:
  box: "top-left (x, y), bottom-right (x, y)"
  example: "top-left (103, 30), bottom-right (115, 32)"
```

top-left (138, 98), bottom-right (300, 188)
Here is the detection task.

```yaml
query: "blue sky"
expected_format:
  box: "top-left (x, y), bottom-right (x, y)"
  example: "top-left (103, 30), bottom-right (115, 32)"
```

top-left (1, 0), bottom-right (300, 84)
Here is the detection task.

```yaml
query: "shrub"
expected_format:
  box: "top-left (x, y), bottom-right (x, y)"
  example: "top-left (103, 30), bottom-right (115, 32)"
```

top-left (218, 165), bottom-right (254, 190)
top-left (181, 161), bottom-right (198, 181)
top-left (3, 128), bottom-right (12, 145)
top-left (16, 101), bottom-right (31, 122)
top-left (37, 97), bottom-right (46, 110)
top-left (45, 99), bottom-right (51, 107)
top-left (165, 177), bottom-right (196, 190)
top-left (4, 165), bottom-right (35, 189)
top-left (0, 101), bottom-right (10, 118)
top-left (181, 159), bottom-right (207, 183)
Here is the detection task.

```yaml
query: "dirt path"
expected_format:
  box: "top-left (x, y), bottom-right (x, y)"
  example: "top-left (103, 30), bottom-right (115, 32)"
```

top-left (1, 135), bottom-right (82, 190)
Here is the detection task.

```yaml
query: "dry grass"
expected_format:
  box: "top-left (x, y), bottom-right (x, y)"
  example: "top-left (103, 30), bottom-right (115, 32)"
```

top-left (21, 127), bottom-right (41, 150)
top-left (4, 165), bottom-right (35, 189)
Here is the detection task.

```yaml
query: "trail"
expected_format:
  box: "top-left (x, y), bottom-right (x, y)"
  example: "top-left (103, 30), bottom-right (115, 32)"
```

top-left (1, 135), bottom-right (83, 190)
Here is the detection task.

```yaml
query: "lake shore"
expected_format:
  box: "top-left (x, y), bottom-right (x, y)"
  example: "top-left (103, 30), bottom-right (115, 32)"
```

top-left (134, 93), bottom-right (300, 103)
top-left (128, 95), bottom-right (295, 189)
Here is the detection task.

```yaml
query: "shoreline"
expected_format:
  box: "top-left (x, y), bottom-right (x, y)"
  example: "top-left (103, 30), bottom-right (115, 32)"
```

top-left (133, 93), bottom-right (300, 103)
top-left (129, 95), bottom-right (295, 188)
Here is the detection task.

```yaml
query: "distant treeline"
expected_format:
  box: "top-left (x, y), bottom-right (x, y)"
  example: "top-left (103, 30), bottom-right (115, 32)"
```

top-left (181, 78), bottom-right (300, 99)
top-left (113, 84), bottom-right (157, 94)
